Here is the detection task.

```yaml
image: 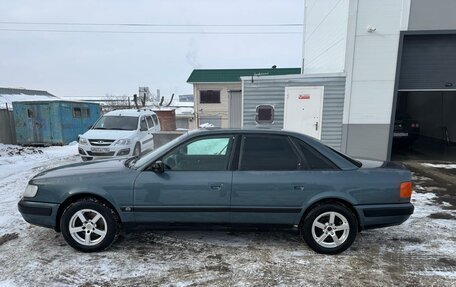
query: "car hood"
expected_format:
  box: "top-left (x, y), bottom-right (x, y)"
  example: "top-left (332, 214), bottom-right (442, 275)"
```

top-left (81, 129), bottom-right (136, 140)
top-left (33, 159), bottom-right (130, 180)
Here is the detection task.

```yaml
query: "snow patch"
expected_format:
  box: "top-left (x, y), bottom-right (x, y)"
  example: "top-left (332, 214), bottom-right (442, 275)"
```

top-left (421, 163), bottom-right (456, 169)
top-left (413, 271), bottom-right (456, 279)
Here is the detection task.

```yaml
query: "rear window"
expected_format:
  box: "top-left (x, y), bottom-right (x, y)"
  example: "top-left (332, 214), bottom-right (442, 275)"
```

top-left (328, 146), bottom-right (362, 168)
top-left (295, 140), bottom-right (337, 170)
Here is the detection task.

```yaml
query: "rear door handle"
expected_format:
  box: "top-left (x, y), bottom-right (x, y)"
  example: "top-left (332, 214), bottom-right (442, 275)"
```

top-left (294, 185), bottom-right (305, 191)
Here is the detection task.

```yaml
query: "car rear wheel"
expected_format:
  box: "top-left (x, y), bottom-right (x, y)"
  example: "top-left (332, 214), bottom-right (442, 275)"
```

top-left (60, 198), bottom-right (120, 252)
top-left (300, 203), bottom-right (358, 254)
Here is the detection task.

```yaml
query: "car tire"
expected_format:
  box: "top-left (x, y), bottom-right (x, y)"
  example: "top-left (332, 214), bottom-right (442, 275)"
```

top-left (133, 142), bottom-right (141, 157)
top-left (300, 203), bottom-right (358, 254)
top-left (81, 157), bottom-right (92, 162)
top-left (60, 198), bottom-right (120, 252)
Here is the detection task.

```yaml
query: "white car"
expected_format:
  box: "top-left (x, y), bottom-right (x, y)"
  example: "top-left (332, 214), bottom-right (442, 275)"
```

top-left (78, 109), bottom-right (161, 161)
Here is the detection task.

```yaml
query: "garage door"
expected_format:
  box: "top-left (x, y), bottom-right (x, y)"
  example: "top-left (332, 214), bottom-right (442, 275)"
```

top-left (399, 34), bottom-right (456, 90)
top-left (392, 32), bottom-right (456, 161)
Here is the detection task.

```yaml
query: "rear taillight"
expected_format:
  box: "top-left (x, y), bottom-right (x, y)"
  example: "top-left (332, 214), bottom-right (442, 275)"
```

top-left (400, 182), bottom-right (413, 198)
top-left (411, 123), bottom-right (419, 128)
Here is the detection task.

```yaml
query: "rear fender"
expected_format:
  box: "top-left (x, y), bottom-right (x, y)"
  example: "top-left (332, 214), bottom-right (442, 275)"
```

top-left (294, 192), bottom-right (359, 225)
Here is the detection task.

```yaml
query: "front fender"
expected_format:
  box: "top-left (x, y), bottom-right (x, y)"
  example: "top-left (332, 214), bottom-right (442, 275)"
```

top-left (57, 184), bottom-right (134, 224)
top-left (30, 172), bottom-right (137, 225)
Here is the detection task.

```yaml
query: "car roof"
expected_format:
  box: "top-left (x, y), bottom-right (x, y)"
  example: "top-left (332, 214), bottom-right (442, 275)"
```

top-left (187, 128), bottom-right (314, 139)
top-left (183, 128), bottom-right (359, 170)
top-left (104, 109), bottom-right (157, 117)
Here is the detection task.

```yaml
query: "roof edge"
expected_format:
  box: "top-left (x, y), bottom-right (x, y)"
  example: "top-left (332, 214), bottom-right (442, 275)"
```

top-left (240, 72), bottom-right (346, 81)
top-left (187, 67), bottom-right (301, 83)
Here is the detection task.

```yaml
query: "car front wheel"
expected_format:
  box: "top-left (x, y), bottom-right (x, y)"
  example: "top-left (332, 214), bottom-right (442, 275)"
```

top-left (300, 203), bottom-right (358, 254)
top-left (60, 198), bottom-right (120, 252)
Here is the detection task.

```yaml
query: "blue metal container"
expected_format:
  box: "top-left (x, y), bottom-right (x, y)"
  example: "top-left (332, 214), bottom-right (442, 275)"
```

top-left (12, 100), bottom-right (101, 145)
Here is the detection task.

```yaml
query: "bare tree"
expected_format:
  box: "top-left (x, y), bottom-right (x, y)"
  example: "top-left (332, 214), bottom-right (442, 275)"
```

top-left (102, 94), bottom-right (131, 112)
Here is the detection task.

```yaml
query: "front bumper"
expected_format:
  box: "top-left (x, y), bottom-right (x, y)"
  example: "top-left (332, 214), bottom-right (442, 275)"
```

top-left (355, 203), bottom-right (414, 230)
top-left (78, 144), bottom-right (132, 160)
top-left (18, 200), bottom-right (60, 229)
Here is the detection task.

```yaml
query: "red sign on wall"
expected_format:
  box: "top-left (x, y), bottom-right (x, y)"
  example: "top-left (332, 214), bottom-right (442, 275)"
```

top-left (298, 94), bottom-right (311, 100)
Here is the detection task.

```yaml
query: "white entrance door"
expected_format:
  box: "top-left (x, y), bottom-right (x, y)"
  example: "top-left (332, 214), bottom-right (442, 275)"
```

top-left (284, 86), bottom-right (324, 139)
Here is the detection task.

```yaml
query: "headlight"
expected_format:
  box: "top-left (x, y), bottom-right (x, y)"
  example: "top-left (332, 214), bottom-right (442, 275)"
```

top-left (79, 137), bottom-right (89, 145)
top-left (115, 139), bottom-right (131, 146)
top-left (23, 184), bottom-right (38, 198)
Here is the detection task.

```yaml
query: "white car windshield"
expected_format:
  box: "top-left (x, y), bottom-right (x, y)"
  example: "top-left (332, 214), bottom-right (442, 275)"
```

top-left (93, 116), bottom-right (138, 131)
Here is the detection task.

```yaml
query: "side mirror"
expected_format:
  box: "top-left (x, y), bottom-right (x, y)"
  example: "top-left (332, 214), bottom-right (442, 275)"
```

top-left (150, 160), bottom-right (165, 173)
top-left (140, 126), bottom-right (148, 132)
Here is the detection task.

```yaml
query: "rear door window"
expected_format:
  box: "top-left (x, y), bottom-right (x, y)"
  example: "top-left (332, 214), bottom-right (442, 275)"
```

top-left (146, 116), bottom-right (154, 129)
top-left (239, 135), bottom-right (301, 170)
top-left (140, 117), bottom-right (148, 131)
top-left (152, 114), bottom-right (159, 126)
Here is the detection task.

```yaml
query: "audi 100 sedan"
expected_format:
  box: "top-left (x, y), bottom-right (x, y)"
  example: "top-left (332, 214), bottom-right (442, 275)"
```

top-left (18, 129), bottom-right (414, 254)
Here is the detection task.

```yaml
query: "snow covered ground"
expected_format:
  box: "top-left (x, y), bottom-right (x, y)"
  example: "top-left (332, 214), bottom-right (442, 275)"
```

top-left (0, 145), bottom-right (455, 286)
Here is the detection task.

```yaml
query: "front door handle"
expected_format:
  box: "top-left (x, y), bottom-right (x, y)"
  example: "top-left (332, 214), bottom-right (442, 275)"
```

top-left (210, 184), bottom-right (223, 191)
top-left (294, 185), bottom-right (305, 191)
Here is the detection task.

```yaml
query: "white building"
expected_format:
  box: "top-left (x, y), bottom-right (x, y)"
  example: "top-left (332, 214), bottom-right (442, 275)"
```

top-left (242, 0), bottom-right (456, 160)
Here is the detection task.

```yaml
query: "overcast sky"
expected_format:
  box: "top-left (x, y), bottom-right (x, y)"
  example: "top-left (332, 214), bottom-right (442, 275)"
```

top-left (0, 0), bottom-right (304, 98)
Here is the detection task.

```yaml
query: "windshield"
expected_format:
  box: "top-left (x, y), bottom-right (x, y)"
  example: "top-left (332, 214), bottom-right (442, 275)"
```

top-left (130, 132), bottom-right (189, 169)
top-left (93, 116), bottom-right (138, 130)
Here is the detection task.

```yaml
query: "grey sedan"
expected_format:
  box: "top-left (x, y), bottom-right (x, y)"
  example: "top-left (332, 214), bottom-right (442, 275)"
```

top-left (18, 129), bottom-right (414, 254)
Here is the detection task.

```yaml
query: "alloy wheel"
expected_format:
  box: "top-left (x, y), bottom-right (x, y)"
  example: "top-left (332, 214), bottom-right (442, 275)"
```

top-left (311, 211), bottom-right (350, 248)
top-left (69, 209), bottom-right (108, 246)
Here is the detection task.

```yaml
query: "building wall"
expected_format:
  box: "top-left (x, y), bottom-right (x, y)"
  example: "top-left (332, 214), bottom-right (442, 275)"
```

top-left (302, 0), bottom-right (349, 74)
top-left (193, 83), bottom-right (241, 128)
top-left (242, 75), bottom-right (346, 150)
top-left (408, 0), bottom-right (456, 30)
top-left (302, 0), bottom-right (456, 160)
top-left (154, 110), bottom-right (177, 131)
top-left (60, 102), bottom-right (101, 144)
top-left (0, 109), bottom-right (16, 144)
top-left (341, 0), bottom-right (410, 160)
top-left (13, 101), bottom-right (100, 145)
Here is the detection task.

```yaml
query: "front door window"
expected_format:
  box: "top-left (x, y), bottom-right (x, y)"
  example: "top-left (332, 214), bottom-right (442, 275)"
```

top-left (162, 136), bottom-right (233, 171)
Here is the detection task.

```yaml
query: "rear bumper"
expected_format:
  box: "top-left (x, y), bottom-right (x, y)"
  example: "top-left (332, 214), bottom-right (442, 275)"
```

top-left (354, 203), bottom-right (414, 230)
top-left (393, 130), bottom-right (419, 140)
top-left (18, 200), bottom-right (59, 229)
